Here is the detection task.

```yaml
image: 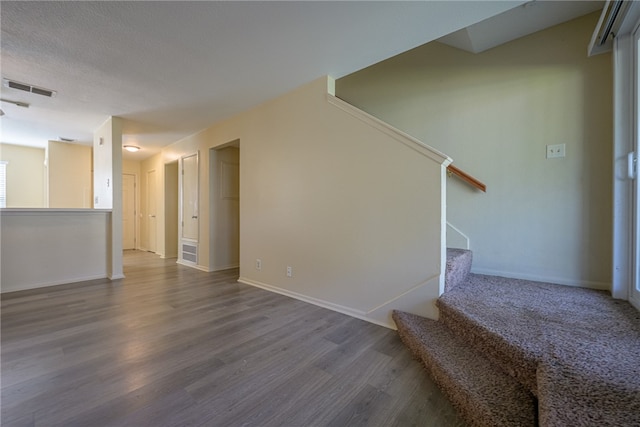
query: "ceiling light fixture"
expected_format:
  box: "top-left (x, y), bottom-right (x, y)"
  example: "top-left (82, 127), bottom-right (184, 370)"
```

top-left (0, 98), bottom-right (29, 108)
top-left (123, 145), bottom-right (140, 152)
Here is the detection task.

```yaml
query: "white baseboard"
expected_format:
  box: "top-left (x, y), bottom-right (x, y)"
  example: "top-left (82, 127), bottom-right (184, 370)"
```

top-left (212, 263), bottom-right (239, 272)
top-left (176, 259), bottom-right (211, 272)
top-left (471, 268), bottom-right (610, 291)
top-left (1, 274), bottom-right (108, 294)
top-left (237, 276), bottom-right (394, 329)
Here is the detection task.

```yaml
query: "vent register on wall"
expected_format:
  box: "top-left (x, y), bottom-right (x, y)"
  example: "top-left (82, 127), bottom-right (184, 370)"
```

top-left (182, 243), bottom-right (198, 263)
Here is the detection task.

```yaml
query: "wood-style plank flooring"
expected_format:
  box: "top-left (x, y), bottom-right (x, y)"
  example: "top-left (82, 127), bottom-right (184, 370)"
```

top-left (1, 250), bottom-right (465, 427)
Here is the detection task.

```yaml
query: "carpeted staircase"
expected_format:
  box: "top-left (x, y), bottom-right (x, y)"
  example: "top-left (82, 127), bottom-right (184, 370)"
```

top-left (393, 248), bottom-right (640, 427)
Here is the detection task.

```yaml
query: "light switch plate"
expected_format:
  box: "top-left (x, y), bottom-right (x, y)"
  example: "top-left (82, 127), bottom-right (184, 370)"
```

top-left (546, 144), bottom-right (566, 159)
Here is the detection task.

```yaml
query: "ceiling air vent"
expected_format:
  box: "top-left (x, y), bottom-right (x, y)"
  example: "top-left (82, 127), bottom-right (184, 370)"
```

top-left (2, 78), bottom-right (57, 98)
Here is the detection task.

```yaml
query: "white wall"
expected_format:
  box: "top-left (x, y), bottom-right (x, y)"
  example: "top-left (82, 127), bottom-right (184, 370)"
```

top-left (337, 13), bottom-right (613, 289)
top-left (0, 209), bottom-right (109, 293)
top-left (148, 76), bottom-right (448, 327)
top-left (0, 143), bottom-right (45, 207)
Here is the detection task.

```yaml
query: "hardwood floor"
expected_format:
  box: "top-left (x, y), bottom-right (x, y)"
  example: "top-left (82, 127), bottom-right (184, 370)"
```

top-left (1, 250), bottom-right (466, 427)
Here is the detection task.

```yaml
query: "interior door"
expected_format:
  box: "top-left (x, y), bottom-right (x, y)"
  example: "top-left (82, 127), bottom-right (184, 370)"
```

top-left (122, 174), bottom-right (136, 250)
top-left (147, 169), bottom-right (157, 253)
top-left (182, 153), bottom-right (199, 241)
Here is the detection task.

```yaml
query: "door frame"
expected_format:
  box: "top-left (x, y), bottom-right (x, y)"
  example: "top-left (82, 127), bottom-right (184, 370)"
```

top-left (122, 173), bottom-right (137, 250)
top-left (631, 22), bottom-right (640, 309)
top-left (612, 6), bottom-right (640, 310)
top-left (180, 152), bottom-right (199, 242)
top-left (178, 151), bottom-right (200, 266)
top-left (147, 169), bottom-right (157, 253)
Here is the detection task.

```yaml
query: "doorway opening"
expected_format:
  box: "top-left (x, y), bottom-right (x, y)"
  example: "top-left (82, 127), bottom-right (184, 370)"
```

top-left (164, 161), bottom-right (179, 259)
top-left (122, 173), bottom-right (136, 250)
top-left (146, 169), bottom-right (157, 253)
top-left (209, 140), bottom-right (240, 271)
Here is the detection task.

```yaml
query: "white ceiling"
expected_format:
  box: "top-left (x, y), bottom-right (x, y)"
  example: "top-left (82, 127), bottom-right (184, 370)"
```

top-left (438, 0), bottom-right (603, 53)
top-left (0, 1), bottom-right (601, 161)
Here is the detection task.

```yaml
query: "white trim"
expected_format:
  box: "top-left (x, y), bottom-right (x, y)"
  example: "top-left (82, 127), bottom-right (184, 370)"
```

top-left (175, 259), bottom-right (210, 272)
top-left (237, 277), bottom-right (394, 329)
top-left (446, 222), bottom-right (470, 250)
top-left (326, 94), bottom-right (452, 166)
top-left (211, 263), bottom-right (239, 272)
top-left (365, 273), bottom-right (441, 314)
top-left (631, 21), bottom-right (640, 310)
top-left (612, 34), bottom-right (634, 299)
top-left (471, 268), bottom-right (610, 291)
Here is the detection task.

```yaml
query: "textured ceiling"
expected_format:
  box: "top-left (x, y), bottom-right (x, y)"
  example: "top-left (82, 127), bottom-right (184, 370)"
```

top-left (2, 1), bottom-right (595, 161)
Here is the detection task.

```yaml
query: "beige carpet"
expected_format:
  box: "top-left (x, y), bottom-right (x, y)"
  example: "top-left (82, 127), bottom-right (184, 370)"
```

top-left (394, 273), bottom-right (640, 426)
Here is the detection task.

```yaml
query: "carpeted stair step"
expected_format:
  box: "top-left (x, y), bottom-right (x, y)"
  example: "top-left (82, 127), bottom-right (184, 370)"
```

top-left (392, 310), bottom-right (537, 427)
top-left (445, 248), bottom-right (473, 292)
top-left (436, 274), bottom-right (545, 396)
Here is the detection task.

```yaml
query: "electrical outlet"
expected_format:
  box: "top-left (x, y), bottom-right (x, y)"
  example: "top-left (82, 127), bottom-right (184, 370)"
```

top-left (546, 144), bottom-right (566, 159)
top-left (287, 266), bottom-right (292, 278)
top-left (256, 259), bottom-right (262, 270)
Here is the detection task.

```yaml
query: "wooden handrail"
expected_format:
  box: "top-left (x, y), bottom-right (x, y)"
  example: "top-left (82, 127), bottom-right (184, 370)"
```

top-left (447, 164), bottom-right (486, 192)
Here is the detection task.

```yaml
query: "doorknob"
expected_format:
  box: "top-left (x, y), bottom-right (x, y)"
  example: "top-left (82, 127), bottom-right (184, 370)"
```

top-left (192, 215), bottom-right (198, 219)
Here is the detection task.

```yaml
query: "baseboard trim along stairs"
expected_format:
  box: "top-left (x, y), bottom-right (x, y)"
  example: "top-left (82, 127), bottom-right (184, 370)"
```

top-left (393, 248), bottom-right (640, 427)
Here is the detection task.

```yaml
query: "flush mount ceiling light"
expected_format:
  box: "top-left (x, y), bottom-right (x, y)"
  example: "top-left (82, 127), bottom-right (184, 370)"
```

top-left (123, 145), bottom-right (140, 152)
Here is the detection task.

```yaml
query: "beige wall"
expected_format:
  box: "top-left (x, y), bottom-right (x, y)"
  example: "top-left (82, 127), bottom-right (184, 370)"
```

top-left (144, 76), bottom-right (448, 326)
top-left (0, 143), bottom-right (45, 207)
top-left (48, 141), bottom-right (92, 208)
top-left (336, 13), bottom-right (613, 289)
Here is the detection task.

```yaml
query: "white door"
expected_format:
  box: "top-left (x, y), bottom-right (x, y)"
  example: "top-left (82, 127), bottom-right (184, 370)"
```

top-left (122, 174), bottom-right (136, 250)
top-left (182, 153), bottom-right (199, 241)
top-left (147, 169), bottom-right (157, 253)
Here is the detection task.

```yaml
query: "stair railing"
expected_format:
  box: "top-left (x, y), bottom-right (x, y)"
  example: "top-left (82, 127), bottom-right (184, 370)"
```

top-left (447, 164), bottom-right (486, 192)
